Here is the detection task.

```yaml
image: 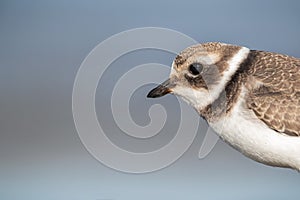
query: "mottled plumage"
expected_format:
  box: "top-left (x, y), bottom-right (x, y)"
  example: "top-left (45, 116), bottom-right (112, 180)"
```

top-left (245, 51), bottom-right (300, 136)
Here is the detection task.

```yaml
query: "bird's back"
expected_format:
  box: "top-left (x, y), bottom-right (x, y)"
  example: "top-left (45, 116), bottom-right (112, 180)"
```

top-left (245, 50), bottom-right (300, 136)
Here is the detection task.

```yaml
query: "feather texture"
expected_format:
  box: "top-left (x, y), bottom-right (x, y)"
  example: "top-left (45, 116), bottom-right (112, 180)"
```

top-left (246, 51), bottom-right (300, 136)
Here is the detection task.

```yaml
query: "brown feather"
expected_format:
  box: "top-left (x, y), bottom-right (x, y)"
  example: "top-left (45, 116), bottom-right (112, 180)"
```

top-left (246, 51), bottom-right (300, 136)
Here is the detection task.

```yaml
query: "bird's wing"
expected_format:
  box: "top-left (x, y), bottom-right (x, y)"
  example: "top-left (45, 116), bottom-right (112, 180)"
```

top-left (246, 51), bottom-right (300, 136)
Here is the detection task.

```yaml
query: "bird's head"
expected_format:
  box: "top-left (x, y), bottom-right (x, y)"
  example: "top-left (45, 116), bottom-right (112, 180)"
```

top-left (147, 42), bottom-right (250, 110)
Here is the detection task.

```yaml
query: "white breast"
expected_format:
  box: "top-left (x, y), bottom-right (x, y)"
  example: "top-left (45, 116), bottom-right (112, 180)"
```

top-left (209, 86), bottom-right (300, 170)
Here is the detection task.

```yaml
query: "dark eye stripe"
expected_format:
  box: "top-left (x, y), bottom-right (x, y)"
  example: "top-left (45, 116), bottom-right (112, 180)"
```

top-left (188, 63), bottom-right (203, 75)
top-left (184, 74), bottom-right (208, 89)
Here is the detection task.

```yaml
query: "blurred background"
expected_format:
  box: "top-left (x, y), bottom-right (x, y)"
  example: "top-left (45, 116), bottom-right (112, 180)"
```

top-left (1, 0), bottom-right (300, 199)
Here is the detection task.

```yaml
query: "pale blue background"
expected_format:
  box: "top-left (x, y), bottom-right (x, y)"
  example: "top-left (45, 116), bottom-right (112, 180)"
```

top-left (1, 0), bottom-right (300, 199)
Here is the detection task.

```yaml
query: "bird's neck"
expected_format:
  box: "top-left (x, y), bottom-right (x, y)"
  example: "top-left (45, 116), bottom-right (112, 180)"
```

top-left (198, 50), bottom-right (257, 122)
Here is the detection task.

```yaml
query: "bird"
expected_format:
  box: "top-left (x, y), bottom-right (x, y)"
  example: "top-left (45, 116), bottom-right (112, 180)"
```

top-left (147, 42), bottom-right (300, 171)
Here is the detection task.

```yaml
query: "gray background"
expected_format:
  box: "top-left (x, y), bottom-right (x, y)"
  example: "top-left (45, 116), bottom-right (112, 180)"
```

top-left (1, 0), bottom-right (300, 199)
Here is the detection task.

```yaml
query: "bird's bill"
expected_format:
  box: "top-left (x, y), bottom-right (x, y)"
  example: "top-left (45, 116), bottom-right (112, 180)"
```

top-left (147, 78), bottom-right (175, 98)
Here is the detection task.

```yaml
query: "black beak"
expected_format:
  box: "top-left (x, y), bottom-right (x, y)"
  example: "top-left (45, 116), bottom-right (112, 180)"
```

top-left (147, 79), bottom-right (175, 98)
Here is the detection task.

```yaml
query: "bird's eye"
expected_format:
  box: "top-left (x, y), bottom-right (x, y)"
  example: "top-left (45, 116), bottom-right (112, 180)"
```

top-left (188, 63), bottom-right (203, 75)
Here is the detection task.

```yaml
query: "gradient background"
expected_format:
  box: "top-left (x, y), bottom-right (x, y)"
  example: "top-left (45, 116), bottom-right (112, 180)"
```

top-left (1, 0), bottom-right (300, 199)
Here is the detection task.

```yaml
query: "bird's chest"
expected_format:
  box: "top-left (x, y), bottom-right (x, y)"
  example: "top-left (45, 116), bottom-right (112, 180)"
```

top-left (209, 105), bottom-right (300, 169)
top-left (209, 111), bottom-right (269, 156)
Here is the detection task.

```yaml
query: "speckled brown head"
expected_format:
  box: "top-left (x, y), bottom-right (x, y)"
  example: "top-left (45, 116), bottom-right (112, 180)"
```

top-left (147, 42), bottom-right (249, 110)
